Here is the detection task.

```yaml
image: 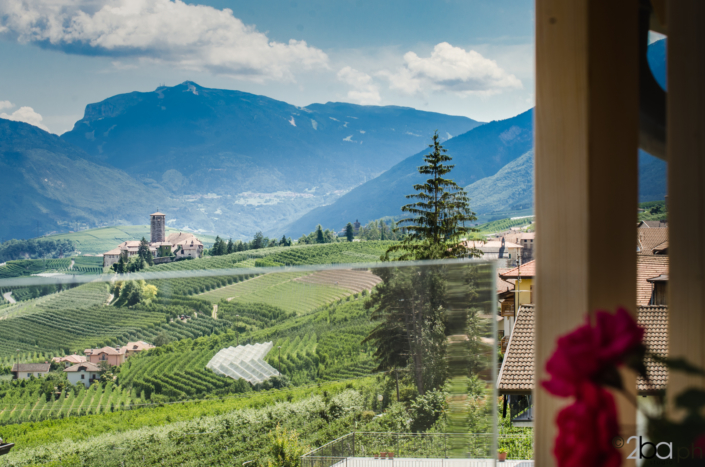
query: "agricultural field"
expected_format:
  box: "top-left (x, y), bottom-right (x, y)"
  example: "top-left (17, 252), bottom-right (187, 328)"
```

top-left (110, 297), bottom-right (374, 403)
top-left (42, 225), bottom-right (217, 255)
top-left (0, 381), bottom-right (142, 425)
top-left (253, 241), bottom-right (397, 266)
top-left (0, 284), bottom-right (228, 360)
top-left (475, 216), bottom-right (534, 234)
top-left (0, 378), bottom-right (381, 465)
top-left (0, 282), bottom-right (107, 321)
top-left (200, 270), bottom-right (362, 315)
top-left (0, 259), bottom-right (71, 279)
top-left (0, 242), bottom-right (402, 451)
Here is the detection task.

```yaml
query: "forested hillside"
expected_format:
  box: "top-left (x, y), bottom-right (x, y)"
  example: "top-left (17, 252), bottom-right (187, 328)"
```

top-left (0, 119), bottom-right (169, 240)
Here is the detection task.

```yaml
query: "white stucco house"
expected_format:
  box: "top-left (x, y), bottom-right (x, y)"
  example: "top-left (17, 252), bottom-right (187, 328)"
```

top-left (64, 362), bottom-right (102, 388)
top-left (11, 363), bottom-right (50, 380)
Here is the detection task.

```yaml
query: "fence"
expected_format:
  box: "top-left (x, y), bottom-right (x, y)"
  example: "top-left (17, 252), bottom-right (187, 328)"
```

top-left (301, 433), bottom-right (532, 467)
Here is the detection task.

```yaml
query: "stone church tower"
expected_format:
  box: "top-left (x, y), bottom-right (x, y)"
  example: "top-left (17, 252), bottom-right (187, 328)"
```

top-left (150, 212), bottom-right (166, 243)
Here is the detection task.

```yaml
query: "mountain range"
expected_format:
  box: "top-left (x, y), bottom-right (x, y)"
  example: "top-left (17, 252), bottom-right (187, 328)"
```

top-left (0, 40), bottom-right (667, 241)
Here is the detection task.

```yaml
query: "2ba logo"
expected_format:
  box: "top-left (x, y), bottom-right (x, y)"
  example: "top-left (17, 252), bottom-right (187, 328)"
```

top-left (624, 436), bottom-right (672, 460)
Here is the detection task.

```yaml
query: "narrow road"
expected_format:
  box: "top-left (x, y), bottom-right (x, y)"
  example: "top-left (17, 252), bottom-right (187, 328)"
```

top-left (69, 259), bottom-right (75, 270)
top-left (106, 294), bottom-right (114, 305)
top-left (212, 304), bottom-right (218, 320)
top-left (2, 292), bottom-right (15, 304)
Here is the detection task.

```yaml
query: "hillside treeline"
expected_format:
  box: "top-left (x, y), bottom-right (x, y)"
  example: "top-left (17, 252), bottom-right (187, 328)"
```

top-left (0, 238), bottom-right (76, 262)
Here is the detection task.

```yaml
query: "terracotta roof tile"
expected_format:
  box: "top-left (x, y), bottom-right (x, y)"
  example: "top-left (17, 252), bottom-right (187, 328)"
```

top-left (64, 362), bottom-right (102, 372)
top-left (637, 228), bottom-right (668, 255)
top-left (498, 305), bottom-right (669, 395)
top-left (84, 346), bottom-right (125, 356)
top-left (499, 260), bottom-right (536, 279)
top-left (637, 256), bottom-right (669, 306)
top-left (496, 268), bottom-right (516, 294)
top-left (637, 305), bottom-right (668, 394)
top-left (52, 355), bottom-right (86, 364)
top-left (497, 305), bottom-right (535, 394)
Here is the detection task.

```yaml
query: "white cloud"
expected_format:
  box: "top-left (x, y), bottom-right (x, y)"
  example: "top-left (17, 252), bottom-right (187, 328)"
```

top-left (0, 103), bottom-right (50, 132)
top-left (381, 42), bottom-right (522, 97)
top-left (337, 66), bottom-right (381, 105)
top-left (0, 0), bottom-right (329, 82)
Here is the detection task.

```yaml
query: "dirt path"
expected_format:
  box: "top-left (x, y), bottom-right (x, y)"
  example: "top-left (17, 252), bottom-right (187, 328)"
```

top-left (69, 259), bottom-right (75, 270)
top-left (2, 291), bottom-right (15, 304)
top-left (212, 304), bottom-right (218, 319)
top-left (106, 294), bottom-right (114, 305)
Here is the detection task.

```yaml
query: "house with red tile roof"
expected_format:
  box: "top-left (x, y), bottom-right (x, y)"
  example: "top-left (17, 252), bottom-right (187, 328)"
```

top-left (124, 341), bottom-right (155, 358)
top-left (52, 355), bottom-right (87, 365)
top-left (84, 346), bottom-right (126, 366)
top-left (498, 255), bottom-right (670, 427)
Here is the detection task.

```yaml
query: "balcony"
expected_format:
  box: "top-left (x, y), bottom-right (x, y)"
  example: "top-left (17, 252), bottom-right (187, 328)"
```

top-left (301, 433), bottom-right (533, 467)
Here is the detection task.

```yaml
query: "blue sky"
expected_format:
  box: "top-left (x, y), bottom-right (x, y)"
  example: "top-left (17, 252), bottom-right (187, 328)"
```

top-left (0, 0), bottom-right (535, 134)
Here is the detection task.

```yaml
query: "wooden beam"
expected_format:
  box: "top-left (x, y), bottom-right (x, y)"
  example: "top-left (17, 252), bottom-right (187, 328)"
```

top-left (534, 0), bottom-right (639, 465)
top-left (667, 0), bottom-right (705, 413)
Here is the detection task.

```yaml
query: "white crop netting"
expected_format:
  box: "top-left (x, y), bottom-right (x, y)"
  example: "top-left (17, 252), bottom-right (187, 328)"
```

top-left (206, 342), bottom-right (280, 384)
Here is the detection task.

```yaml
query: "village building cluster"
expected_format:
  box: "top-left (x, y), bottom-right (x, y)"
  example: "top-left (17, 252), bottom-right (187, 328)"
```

top-left (102, 213), bottom-right (204, 269)
top-left (11, 341), bottom-right (155, 388)
top-left (496, 221), bottom-right (669, 427)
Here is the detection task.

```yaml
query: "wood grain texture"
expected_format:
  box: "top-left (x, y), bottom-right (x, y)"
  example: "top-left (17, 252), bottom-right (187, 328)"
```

top-left (534, 0), bottom-right (639, 465)
top-left (667, 0), bottom-right (705, 415)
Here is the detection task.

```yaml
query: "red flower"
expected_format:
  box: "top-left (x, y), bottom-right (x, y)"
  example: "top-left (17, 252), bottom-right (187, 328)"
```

top-left (594, 308), bottom-right (644, 365)
top-left (553, 383), bottom-right (622, 467)
top-left (542, 308), bottom-right (644, 397)
top-left (543, 324), bottom-right (600, 397)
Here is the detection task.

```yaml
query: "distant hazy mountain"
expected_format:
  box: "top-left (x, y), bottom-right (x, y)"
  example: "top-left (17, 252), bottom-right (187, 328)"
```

top-left (464, 150), bottom-right (534, 214)
top-left (0, 118), bottom-right (168, 240)
top-left (285, 110), bottom-right (667, 236)
top-left (60, 81), bottom-right (480, 238)
top-left (284, 109), bottom-right (534, 236)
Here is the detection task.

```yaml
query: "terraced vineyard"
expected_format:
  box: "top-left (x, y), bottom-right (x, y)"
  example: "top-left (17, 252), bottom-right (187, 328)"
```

top-left (150, 272), bottom-right (258, 298)
top-left (0, 282), bottom-right (107, 321)
top-left (200, 271), bottom-right (357, 314)
top-left (0, 382), bottom-right (142, 425)
top-left (0, 285), bottom-right (228, 359)
top-left (71, 255), bottom-right (104, 274)
top-left (293, 269), bottom-right (382, 293)
top-left (113, 298), bottom-right (375, 400)
top-left (253, 241), bottom-right (397, 266)
top-left (0, 258), bottom-right (72, 278)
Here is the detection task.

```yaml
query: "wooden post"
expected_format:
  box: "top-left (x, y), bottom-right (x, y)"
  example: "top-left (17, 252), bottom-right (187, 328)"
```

top-left (534, 0), bottom-right (639, 465)
top-left (667, 0), bottom-right (705, 411)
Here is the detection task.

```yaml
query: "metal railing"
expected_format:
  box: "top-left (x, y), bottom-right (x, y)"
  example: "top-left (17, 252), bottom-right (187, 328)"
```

top-left (301, 433), bottom-right (532, 467)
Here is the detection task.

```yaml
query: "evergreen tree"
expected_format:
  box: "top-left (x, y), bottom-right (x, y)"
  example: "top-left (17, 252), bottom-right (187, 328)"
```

top-left (384, 132), bottom-right (481, 261)
top-left (363, 266), bottom-right (448, 395)
top-left (345, 223), bottom-right (355, 242)
top-left (227, 238), bottom-right (234, 254)
top-left (137, 237), bottom-right (154, 266)
top-left (112, 254), bottom-right (128, 274)
top-left (315, 225), bottom-right (325, 244)
top-left (252, 232), bottom-right (265, 249)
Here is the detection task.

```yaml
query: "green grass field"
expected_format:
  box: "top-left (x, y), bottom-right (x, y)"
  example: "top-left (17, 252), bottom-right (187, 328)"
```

top-left (42, 225), bottom-right (217, 255)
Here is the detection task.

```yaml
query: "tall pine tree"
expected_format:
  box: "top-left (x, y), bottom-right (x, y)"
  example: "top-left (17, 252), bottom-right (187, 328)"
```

top-left (345, 223), bottom-right (355, 242)
top-left (384, 132), bottom-right (481, 261)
